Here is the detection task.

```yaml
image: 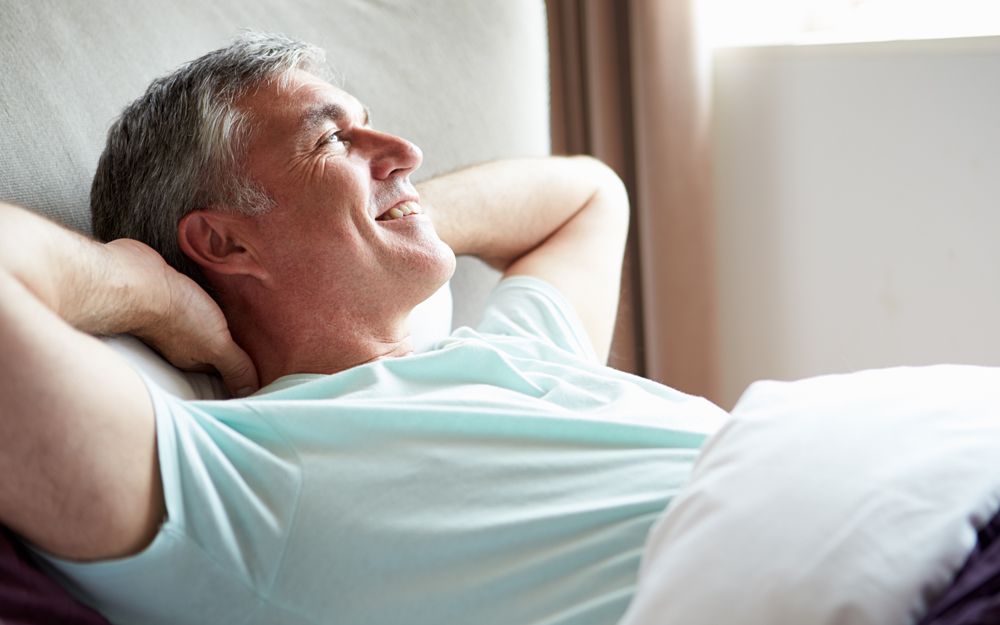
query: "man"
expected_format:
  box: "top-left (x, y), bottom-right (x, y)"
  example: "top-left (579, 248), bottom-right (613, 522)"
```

top-left (0, 33), bottom-right (726, 624)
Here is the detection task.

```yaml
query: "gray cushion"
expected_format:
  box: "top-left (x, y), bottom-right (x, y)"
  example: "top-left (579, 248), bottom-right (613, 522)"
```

top-left (0, 0), bottom-right (551, 325)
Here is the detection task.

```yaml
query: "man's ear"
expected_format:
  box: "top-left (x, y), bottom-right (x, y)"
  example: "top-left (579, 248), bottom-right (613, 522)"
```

top-left (177, 210), bottom-right (269, 281)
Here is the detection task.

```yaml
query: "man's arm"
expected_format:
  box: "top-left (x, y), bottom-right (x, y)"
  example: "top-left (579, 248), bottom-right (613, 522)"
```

top-left (419, 156), bottom-right (629, 361)
top-left (0, 202), bottom-right (257, 560)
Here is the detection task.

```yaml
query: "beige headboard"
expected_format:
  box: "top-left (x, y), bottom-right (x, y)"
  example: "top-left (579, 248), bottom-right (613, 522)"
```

top-left (0, 0), bottom-right (551, 327)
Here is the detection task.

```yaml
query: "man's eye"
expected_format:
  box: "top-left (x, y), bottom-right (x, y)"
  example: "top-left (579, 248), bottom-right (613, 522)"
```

top-left (324, 131), bottom-right (348, 148)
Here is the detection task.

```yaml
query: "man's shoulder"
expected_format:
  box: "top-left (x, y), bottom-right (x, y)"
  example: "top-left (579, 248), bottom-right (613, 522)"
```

top-left (474, 276), bottom-right (600, 364)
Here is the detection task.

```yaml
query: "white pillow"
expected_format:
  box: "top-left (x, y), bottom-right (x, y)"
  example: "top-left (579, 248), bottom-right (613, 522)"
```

top-left (619, 365), bottom-right (1000, 625)
top-left (104, 282), bottom-right (453, 400)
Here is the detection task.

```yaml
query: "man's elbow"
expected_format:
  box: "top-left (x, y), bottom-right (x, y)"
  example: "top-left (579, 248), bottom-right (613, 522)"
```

top-left (571, 156), bottom-right (631, 246)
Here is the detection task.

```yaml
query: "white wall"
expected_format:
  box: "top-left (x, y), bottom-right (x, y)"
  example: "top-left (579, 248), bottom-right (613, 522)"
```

top-left (712, 36), bottom-right (1000, 409)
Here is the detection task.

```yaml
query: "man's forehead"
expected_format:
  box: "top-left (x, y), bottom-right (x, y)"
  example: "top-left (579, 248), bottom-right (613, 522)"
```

top-left (245, 70), bottom-right (370, 131)
top-left (298, 99), bottom-right (371, 132)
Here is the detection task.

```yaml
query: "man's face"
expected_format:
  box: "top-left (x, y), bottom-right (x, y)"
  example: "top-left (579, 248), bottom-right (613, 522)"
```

top-left (236, 69), bottom-right (456, 323)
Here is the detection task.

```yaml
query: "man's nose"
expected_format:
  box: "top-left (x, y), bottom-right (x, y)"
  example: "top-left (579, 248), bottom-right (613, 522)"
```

top-left (364, 130), bottom-right (423, 180)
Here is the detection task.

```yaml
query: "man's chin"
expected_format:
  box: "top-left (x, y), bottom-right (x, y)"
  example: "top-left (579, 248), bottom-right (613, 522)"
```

top-left (439, 244), bottom-right (458, 282)
top-left (418, 235), bottom-right (457, 282)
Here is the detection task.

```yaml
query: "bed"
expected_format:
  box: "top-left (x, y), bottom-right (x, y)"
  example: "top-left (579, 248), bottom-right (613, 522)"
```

top-left (2, 1), bottom-right (999, 624)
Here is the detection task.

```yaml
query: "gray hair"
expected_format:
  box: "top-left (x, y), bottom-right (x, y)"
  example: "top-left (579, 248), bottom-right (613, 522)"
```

top-left (90, 31), bottom-right (326, 288)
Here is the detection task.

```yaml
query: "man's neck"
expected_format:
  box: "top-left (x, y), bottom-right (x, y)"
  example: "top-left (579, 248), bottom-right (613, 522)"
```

top-left (225, 298), bottom-right (415, 388)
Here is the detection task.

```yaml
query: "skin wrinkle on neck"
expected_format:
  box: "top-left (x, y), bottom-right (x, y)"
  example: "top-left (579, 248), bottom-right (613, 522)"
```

top-left (220, 272), bottom-right (421, 386)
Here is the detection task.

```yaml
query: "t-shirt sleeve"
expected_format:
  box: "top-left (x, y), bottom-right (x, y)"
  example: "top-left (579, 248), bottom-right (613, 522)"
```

top-left (29, 374), bottom-right (300, 625)
top-left (473, 276), bottom-right (600, 363)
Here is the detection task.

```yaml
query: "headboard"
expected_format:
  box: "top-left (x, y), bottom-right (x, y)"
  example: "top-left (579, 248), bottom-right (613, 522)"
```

top-left (0, 0), bottom-right (551, 328)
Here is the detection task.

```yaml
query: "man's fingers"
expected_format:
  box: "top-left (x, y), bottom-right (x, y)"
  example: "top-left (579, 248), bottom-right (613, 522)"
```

top-left (211, 342), bottom-right (260, 398)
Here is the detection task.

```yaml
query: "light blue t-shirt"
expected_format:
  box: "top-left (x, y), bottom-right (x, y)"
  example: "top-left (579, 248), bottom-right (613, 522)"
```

top-left (39, 277), bottom-right (728, 625)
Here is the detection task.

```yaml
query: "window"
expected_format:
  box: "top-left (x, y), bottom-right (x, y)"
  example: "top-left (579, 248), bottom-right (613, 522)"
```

top-left (697, 0), bottom-right (1000, 48)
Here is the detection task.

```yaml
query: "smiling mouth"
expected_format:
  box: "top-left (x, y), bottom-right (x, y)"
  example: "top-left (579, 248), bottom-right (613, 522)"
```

top-left (376, 201), bottom-right (423, 221)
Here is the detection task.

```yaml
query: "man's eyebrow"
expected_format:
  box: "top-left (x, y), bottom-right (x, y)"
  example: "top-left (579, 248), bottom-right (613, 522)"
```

top-left (299, 103), bottom-right (371, 133)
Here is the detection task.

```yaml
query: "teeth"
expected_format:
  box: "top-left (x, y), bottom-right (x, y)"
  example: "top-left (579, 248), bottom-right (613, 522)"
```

top-left (380, 201), bottom-right (422, 221)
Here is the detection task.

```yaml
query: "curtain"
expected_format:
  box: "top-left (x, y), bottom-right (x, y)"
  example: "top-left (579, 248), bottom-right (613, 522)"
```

top-left (547, 0), bottom-right (718, 402)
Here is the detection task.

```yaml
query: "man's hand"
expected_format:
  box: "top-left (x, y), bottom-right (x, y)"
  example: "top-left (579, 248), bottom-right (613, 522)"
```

top-left (419, 156), bottom-right (630, 362)
top-left (104, 239), bottom-right (258, 396)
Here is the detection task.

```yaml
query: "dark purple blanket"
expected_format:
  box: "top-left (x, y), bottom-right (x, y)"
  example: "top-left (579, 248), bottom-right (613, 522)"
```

top-left (0, 527), bottom-right (109, 625)
top-left (919, 509), bottom-right (1000, 625)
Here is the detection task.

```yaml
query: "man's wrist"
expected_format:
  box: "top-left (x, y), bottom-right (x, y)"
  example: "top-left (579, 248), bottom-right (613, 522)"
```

top-left (94, 239), bottom-right (175, 340)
